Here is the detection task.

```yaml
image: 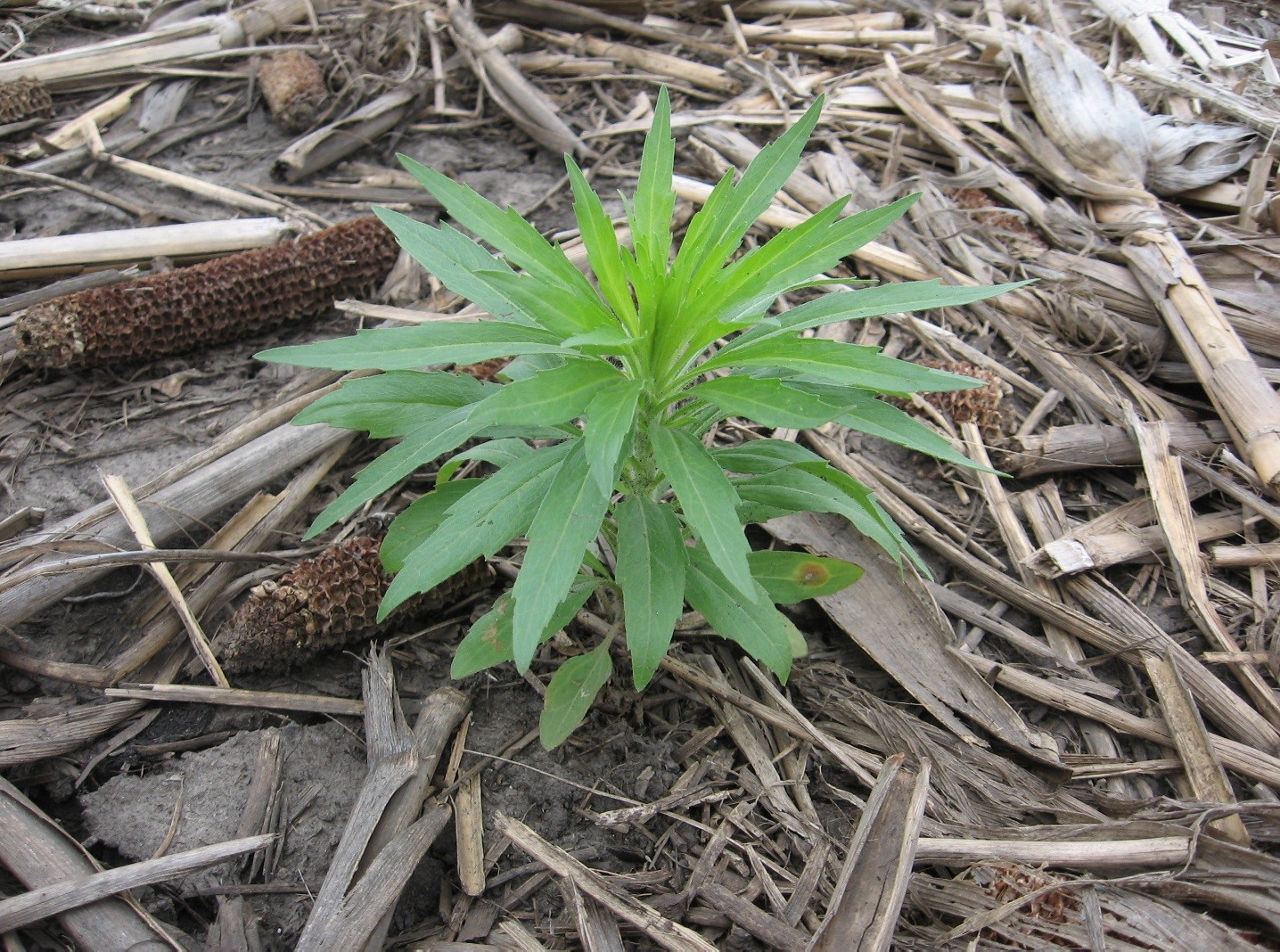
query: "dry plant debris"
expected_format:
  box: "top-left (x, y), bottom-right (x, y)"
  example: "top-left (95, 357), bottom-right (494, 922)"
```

top-left (2, 0), bottom-right (1280, 949)
top-left (257, 50), bottom-right (328, 133)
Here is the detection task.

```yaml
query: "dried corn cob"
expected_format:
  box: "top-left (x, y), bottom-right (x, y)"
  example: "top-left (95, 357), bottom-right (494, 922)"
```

top-left (219, 535), bottom-right (492, 674)
top-left (16, 216), bottom-right (399, 370)
top-left (915, 359), bottom-right (1008, 437)
top-left (258, 50), bottom-right (327, 132)
top-left (0, 77), bottom-right (53, 123)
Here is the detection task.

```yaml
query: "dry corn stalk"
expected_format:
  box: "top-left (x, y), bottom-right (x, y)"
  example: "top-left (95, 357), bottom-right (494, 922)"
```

top-left (258, 50), bottom-right (327, 132)
top-left (0, 0), bottom-right (330, 88)
top-left (0, 78), bottom-right (53, 123)
top-left (1008, 29), bottom-right (1280, 494)
top-left (448, 0), bottom-right (585, 156)
top-left (16, 216), bottom-right (399, 370)
top-left (219, 536), bottom-right (492, 674)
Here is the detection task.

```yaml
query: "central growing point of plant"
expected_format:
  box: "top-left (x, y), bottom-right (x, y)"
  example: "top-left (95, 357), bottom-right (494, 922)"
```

top-left (261, 89), bottom-right (1020, 746)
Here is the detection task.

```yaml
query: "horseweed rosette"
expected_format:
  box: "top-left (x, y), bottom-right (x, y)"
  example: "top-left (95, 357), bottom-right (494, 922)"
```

top-left (259, 89), bottom-right (1023, 747)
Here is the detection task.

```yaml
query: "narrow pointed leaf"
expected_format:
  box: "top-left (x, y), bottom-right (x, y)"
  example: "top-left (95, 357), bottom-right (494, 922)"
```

top-left (616, 498), bottom-right (686, 689)
top-left (684, 546), bottom-right (793, 681)
top-left (729, 280), bottom-right (1033, 352)
top-left (630, 86), bottom-right (675, 282)
top-left (675, 96), bottom-right (825, 288)
top-left (584, 379), bottom-right (642, 495)
top-left (294, 371), bottom-right (491, 437)
top-left (733, 463), bottom-right (925, 572)
top-left (397, 155), bottom-right (595, 298)
top-left (701, 336), bottom-right (984, 396)
top-left (713, 438), bottom-right (827, 475)
top-left (373, 208), bottom-right (535, 326)
top-left (806, 385), bottom-right (995, 471)
top-left (797, 462), bottom-right (927, 574)
top-left (381, 478), bottom-right (482, 572)
top-left (695, 196), bottom-right (914, 339)
top-left (436, 438), bottom-right (533, 484)
top-left (471, 358), bottom-right (623, 428)
top-left (259, 320), bottom-right (566, 372)
top-left (539, 640), bottom-right (614, 748)
top-left (733, 465), bottom-right (910, 564)
top-left (473, 267), bottom-right (616, 337)
top-left (566, 155), bottom-right (638, 331)
top-left (381, 441), bottom-right (573, 616)
top-left (685, 375), bottom-right (840, 429)
top-left (309, 405), bottom-right (483, 537)
top-left (511, 442), bottom-right (613, 671)
top-left (561, 326), bottom-right (639, 353)
top-left (650, 425), bottom-right (753, 596)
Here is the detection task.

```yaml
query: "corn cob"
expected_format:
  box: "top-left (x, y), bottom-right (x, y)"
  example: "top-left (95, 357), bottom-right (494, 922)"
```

top-left (0, 77), bottom-right (53, 123)
top-left (258, 50), bottom-right (327, 132)
top-left (16, 216), bottom-right (399, 371)
top-left (916, 359), bottom-right (1008, 437)
top-left (219, 535), bottom-right (493, 674)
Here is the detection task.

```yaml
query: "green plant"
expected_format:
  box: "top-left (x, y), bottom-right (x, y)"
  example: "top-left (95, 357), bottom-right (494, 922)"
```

top-left (260, 89), bottom-right (1021, 747)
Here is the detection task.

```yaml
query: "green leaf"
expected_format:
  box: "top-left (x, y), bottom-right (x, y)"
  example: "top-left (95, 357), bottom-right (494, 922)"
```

top-left (729, 279), bottom-right (1033, 352)
top-left (309, 405), bottom-right (484, 537)
top-left (685, 375), bottom-right (841, 429)
top-left (373, 207), bottom-right (591, 335)
top-left (732, 463), bottom-right (925, 572)
top-left (629, 87), bottom-right (675, 287)
top-left (539, 640), bottom-right (614, 749)
top-left (381, 440), bottom-right (573, 616)
top-left (566, 155), bottom-right (638, 333)
top-left (616, 498), bottom-right (686, 689)
top-left (712, 438), bottom-right (827, 475)
top-left (452, 580), bottom-right (597, 678)
top-left (436, 438), bottom-right (533, 485)
top-left (373, 208), bottom-right (541, 328)
top-left (294, 371), bottom-right (491, 437)
top-left (654, 97), bottom-right (826, 363)
top-left (796, 462), bottom-right (927, 574)
top-left (584, 379), bottom-right (641, 495)
top-left (511, 441), bottom-right (613, 671)
top-left (470, 358), bottom-right (624, 428)
top-left (694, 196), bottom-right (913, 340)
top-left (699, 337), bottom-right (983, 397)
top-left (675, 97), bottom-right (825, 290)
top-left (748, 550), bottom-right (863, 603)
top-left (258, 320), bottom-right (567, 372)
top-left (733, 464), bottom-right (902, 557)
top-left (381, 478), bottom-right (482, 572)
top-left (649, 425), bottom-right (753, 597)
top-left (396, 156), bottom-right (596, 302)
top-left (470, 267), bottom-right (618, 338)
top-left (794, 384), bottom-right (993, 471)
top-left (684, 545), bottom-right (794, 681)
top-left (561, 326), bottom-right (640, 354)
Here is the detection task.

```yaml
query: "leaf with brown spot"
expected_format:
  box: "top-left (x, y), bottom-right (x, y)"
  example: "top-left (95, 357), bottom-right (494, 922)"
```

top-left (748, 550), bottom-right (863, 604)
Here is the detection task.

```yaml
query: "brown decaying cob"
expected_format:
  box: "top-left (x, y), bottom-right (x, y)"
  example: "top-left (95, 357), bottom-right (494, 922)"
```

top-left (16, 216), bottom-right (400, 370)
top-left (219, 536), bottom-right (492, 674)
top-left (0, 77), bottom-right (53, 123)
